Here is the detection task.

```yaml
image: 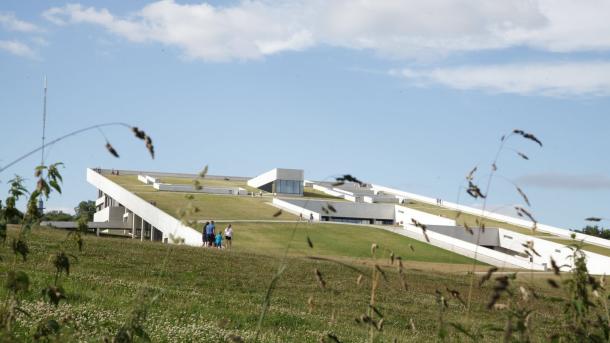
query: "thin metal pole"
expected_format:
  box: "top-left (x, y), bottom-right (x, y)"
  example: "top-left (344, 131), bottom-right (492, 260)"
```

top-left (41, 76), bottom-right (47, 166)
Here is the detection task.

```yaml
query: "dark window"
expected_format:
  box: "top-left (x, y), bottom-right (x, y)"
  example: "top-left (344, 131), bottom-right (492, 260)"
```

top-left (276, 180), bottom-right (302, 195)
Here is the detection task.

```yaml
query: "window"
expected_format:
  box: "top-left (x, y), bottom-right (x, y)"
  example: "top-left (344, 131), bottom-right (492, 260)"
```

top-left (275, 180), bottom-right (303, 195)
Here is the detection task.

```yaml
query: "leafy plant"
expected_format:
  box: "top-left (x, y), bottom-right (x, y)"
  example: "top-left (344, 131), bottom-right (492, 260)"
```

top-left (0, 121), bottom-right (155, 340)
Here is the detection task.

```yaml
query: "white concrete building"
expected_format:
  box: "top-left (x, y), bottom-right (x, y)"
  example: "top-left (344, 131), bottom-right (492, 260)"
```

top-left (81, 167), bottom-right (610, 274)
top-left (247, 168), bottom-right (304, 195)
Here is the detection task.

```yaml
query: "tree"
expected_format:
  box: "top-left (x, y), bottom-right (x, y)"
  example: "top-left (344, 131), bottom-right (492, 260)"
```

top-left (576, 225), bottom-right (610, 240)
top-left (74, 200), bottom-right (96, 222)
top-left (41, 210), bottom-right (74, 222)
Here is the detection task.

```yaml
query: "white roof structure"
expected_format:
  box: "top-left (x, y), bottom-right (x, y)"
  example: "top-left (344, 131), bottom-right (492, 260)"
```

top-left (77, 167), bottom-right (610, 274)
top-left (247, 168), bottom-right (304, 195)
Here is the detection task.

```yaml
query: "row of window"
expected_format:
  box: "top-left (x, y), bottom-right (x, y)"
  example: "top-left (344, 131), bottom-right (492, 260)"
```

top-left (275, 179), bottom-right (303, 194)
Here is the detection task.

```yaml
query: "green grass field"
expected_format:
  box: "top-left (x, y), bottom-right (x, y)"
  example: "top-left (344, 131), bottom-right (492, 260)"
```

top-left (1, 225), bottom-right (567, 342)
top-left (105, 174), bottom-right (344, 222)
top-left (105, 174), bottom-right (297, 221)
top-left (302, 188), bottom-right (344, 200)
top-left (211, 222), bottom-right (480, 266)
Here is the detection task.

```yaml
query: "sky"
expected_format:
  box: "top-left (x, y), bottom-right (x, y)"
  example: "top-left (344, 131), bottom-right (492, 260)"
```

top-left (1, 0), bottom-right (609, 230)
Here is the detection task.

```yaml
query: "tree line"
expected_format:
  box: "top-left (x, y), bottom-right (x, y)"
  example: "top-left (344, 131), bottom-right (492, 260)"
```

top-left (0, 200), bottom-right (96, 224)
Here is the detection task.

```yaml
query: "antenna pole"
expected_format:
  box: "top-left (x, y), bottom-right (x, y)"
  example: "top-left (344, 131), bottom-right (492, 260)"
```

top-left (41, 76), bottom-right (47, 166)
top-left (38, 76), bottom-right (47, 215)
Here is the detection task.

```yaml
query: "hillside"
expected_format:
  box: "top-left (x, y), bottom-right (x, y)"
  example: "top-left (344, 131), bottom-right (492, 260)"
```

top-left (0, 225), bottom-right (566, 342)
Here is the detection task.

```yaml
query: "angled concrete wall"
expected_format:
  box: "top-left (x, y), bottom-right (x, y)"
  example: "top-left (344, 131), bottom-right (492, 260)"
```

top-left (394, 206), bottom-right (456, 226)
top-left (248, 168), bottom-right (304, 189)
top-left (87, 169), bottom-right (202, 246)
top-left (372, 184), bottom-right (610, 250)
top-left (402, 223), bottom-right (541, 269)
top-left (272, 198), bottom-right (320, 220)
top-left (279, 198), bottom-right (395, 221)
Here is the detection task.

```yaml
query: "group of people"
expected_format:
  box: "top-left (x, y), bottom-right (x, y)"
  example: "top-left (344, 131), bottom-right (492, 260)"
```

top-left (202, 220), bottom-right (233, 249)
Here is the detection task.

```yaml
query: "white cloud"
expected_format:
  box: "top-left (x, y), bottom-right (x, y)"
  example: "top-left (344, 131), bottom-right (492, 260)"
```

top-left (30, 36), bottom-right (49, 47)
top-left (0, 40), bottom-right (36, 58)
top-left (393, 62), bottom-right (610, 96)
top-left (43, 2), bottom-right (315, 61)
top-left (41, 0), bottom-right (610, 61)
top-left (0, 12), bottom-right (40, 32)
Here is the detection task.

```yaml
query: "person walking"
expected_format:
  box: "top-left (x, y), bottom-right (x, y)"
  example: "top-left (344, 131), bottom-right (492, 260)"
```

top-left (224, 224), bottom-right (233, 250)
top-left (202, 221), bottom-right (209, 247)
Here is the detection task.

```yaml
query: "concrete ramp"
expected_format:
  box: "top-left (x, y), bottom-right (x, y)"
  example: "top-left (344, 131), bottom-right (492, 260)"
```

top-left (87, 169), bottom-right (202, 246)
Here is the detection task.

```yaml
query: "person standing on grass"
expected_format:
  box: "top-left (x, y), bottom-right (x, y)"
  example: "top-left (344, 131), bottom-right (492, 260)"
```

top-left (205, 221), bottom-right (213, 247)
top-left (224, 224), bottom-right (233, 250)
top-left (215, 230), bottom-right (223, 249)
top-left (207, 220), bottom-right (216, 247)
top-left (202, 221), bottom-right (209, 247)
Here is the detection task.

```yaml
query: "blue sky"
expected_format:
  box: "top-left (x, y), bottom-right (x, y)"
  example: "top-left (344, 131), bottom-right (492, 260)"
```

top-left (1, 0), bottom-right (609, 230)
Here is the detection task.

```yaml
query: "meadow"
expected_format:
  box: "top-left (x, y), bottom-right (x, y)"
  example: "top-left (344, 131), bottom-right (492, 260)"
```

top-left (1, 224), bottom-right (569, 342)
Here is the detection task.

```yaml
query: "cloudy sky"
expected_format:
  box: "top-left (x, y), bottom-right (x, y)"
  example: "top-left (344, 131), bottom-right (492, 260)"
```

top-left (1, 0), bottom-right (609, 229)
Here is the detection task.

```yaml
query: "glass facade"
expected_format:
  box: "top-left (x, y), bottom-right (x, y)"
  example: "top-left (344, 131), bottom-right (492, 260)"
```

top-left (275, 180), bottom-right (303, 195)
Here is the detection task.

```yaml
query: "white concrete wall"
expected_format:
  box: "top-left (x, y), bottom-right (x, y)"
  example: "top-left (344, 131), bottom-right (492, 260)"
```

top-left (394, 206), bottom-right (456, 226)
top-left (497, 228), bottom-right (610, 275)
top-left (272, 198), bottom-right (320, 220)
top-left (248, 168), bottom-right (304, 189)
top-left (333, 186), bottom-right (375, 197)
top-left (87, 169), bottom-right (203, 246)
top-left (137, 174), bottom-right (159, 184)
top-left (152, 183), bottom-right (246, 195)
top-left (281, 199), bottom-right (395, 221)
top-left (93, 206), bottom-right (125, 222)
top-left (93, 206), bottom-right (110, 222)
top-left (391, 200), bottom-right (610, 273)
top-left (363, 195), bottom-right (399, 204)
top-left (372, 184), bottom-right (610, 250)
top-left (312, 184), bottom-right (358, 202)
top-left (313, 184), bottom-right (347, 198)
top-left (402, 224), bottom-right (543, 269)
top-left (427, 226), bottom-right (501, 246)
top-left (343, 194), bottom-right (357, 202)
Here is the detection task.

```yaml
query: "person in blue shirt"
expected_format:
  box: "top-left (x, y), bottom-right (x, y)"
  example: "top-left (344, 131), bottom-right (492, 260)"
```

top-left (215, 231), bottom-right (222, 249)
top-left (206, 220), bottom-right (216, 247)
